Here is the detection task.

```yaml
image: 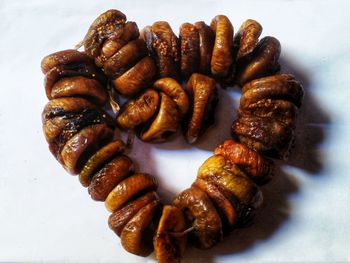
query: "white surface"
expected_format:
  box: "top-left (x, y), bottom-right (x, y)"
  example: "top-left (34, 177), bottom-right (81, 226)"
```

top-left (0, 0), bottom-right (349, 262)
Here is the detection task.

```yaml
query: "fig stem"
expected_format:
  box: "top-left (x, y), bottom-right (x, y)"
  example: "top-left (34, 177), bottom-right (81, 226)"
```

top-left (168, 226), bottom-right (194, 237)
top-left (74, 40), bottom-right (84, 50)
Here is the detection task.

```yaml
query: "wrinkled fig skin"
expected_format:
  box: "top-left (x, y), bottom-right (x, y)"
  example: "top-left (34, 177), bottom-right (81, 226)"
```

top-left (105, 173), bottom-right (158, 212)
top-left (214, 139), bottom-right (273, 184)
top-left (140, 92), bottom-right (180, 142)
top-left (173, 187), bottom-right (223, 249)
top-left (42, 97), bottom-right (114, 163)
top-left (234, 19), bottom-right (263, 60)
top-left (79, 140), bottom-right (126, 187)
top-left (193, 178), bottom-right (237, 232)
top-left (210, 15), bottom-right (234, 78)
top-left (60, 124), bottom-right (114, 174)
top-left (121, 200), bottom-right (161, 257)
top-left (113, 56), bottom-right (157, 97)
top-left (197, 155), bottom-right (263, 209)
top-left (83, 9), bottom-right (127, 59)
top-left (109, 191), bottom-right (159, 236)
top-left (43, 53), bottom-right (106, 100)
top-left (232, 114), bottom-right (295, 159)
top-left (153, 78), bottom-right (189, 116)
top-left (241, 74), bottom-right (304, 108)
top-left (184, 73), bottom-right (218, 144)
top-left (41, 49), bottom-right (92, 74)
top-left (103, 38), bottom-right (148, 78)
top-left (51, 76), bottom-right (107, 105)
top-left (194, 21), bottom-right (215, 75)
top-left (88, 155), bottom-right (134, 201)
top-left (179, 23), bottom-right (200, 79)
top-left (235, 36), bottom-right (281, 86)
top-left (154, 205), bottom-right (187, 263)
top-left (142, 22), bottom-right (180, 78)
top-left (116, 89), bottom-right (160, 130)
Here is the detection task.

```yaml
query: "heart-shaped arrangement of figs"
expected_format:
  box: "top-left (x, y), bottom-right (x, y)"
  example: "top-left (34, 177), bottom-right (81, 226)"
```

top-left (40, 9), bottom-right (304, 263)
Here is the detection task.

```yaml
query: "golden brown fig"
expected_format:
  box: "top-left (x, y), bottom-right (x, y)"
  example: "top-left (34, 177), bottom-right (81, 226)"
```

top-left (88, 155), bottom-right (134, 201)
top-left (60, 124), bottom-right (114, 174)
top-left (113, 56), bottom-right (157, 97)
top-left (116, 89), bottom-right (159, 130)
top-left (194, 21), bottom-right (215, 75)
top-left (109, 191), bottom-right (159, 236)
top-left (173, 187), bottom-right (222, 249)
top-left (184, 73), bottom-right (217, 143)
top-left (214, 139), bottom-right (273, 184)
top-left (41, 49), bottom-right (92, 74)
top-left (140, 92), bottom-right (180, 142)
top-left (51, 76), bottom-right (107, 105)
top-left (238, 99), bottom-right (298, 128)
top-left (197, 155), bottom-right (263, 208)
top-left (83, 9), bottom-right (127, 59)
top-left (193, 178), bottom-right (237, 231)
top-left (232, 114), bottom-right (294, 159)
top-left (154, 205), bottom-right (187, 263)
top-left (179, 23), bottom-right (200, 78)
top-left (121, 200), bottom-right (161, 256)
top-left (142, 22), bottom-right (180, 78)
top-left (210, 15), bottom-right (234, 77)
top-left (103, 38), bottom-right (148, 78)
top-left (79, 140), bottom-right (126, 187)
top-left (234, 19), bottom-right (262, 60)
top-left (153, 78), bottom-right (189, 116)
top-left (105, 173), bottom-right (158, 212)
top-left (44, 61), bottom-right (106, 100)
top-left (96, 21), bottom-right (140, 67)
top-left (235, 36), bottom-right (281, 86)
top-left (241, 74), bottom-right (304, 108)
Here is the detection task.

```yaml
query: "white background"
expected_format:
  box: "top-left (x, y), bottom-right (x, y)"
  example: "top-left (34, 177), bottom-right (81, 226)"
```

top-left (1, 0), bottom-right (350, 262)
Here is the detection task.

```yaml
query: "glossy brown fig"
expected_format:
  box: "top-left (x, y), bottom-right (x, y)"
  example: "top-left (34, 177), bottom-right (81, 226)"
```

top-left (140, 92), bottom-right (180, 142)
top-left (116, 89), bottom-right (159, 130)
top-left (232, 113), bottom-right (295, 159)
top-left (83, 9), bottom-right (127, 59)
top-left (235, 36), bottom-right (281, 86)
top-left (121, 200), bottom-right (161, 256)
top-left (214, 139), bottom-right (273, 184)
top-left (109, 191), bottom-right (159, 236)
top-left (79, 140), bottom-right (126, 187)
top-left (142, 22), bottom-right (180, 78)
top-left (194, 21), bottom-right (215, 75)
top-left (173, 187), bottom-right (223, 249)
top-left (179, 23), bottom-right (200, 78)
top-left (105, 173), bottom-right (158, 212)
top-left (193, 178), bottom-right (237, 231)
top-left (113, 56), bottom-right (157, 97)
top-left (154, 205), bottom-right (187, 263)
top-left (234, 19), bottom-right (262, 60)
top-left (184, 73), bottom-right (218, 143)
top-left (153, 78), bottom-right (189, 116)
top-left (210, 15), bottom-right (234, 78)
top-left (88, 155), bottom-right (134, 201)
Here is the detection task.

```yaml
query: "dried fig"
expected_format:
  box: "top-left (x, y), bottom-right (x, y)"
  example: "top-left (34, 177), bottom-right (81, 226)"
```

top-left (235, 36), bottom-right (281, 86)
top-left (184, 73), bottom-right (218, 143)
top-left (154, 205), bottom-right (187, 263)
top-left (116, 89), bottom-right (159, 130)
top-left (113, 56), bottom-right (157, 96)
top-left (173, 187), bottom-right (222, 249)
top-left (140, 92), bottom-right (180, 142)
top-left (210, 15), bottom-right (234, 78)
top-left (105, 173), bottom-right (158, 212)
top-left (214, 139), bottom-right (273, 184)
top-left (179, 23), bottom-right (200, 78)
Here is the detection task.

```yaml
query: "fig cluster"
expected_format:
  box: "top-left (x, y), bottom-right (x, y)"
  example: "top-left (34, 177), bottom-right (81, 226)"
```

top-left (40, 9), bottom-right (303, 263)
